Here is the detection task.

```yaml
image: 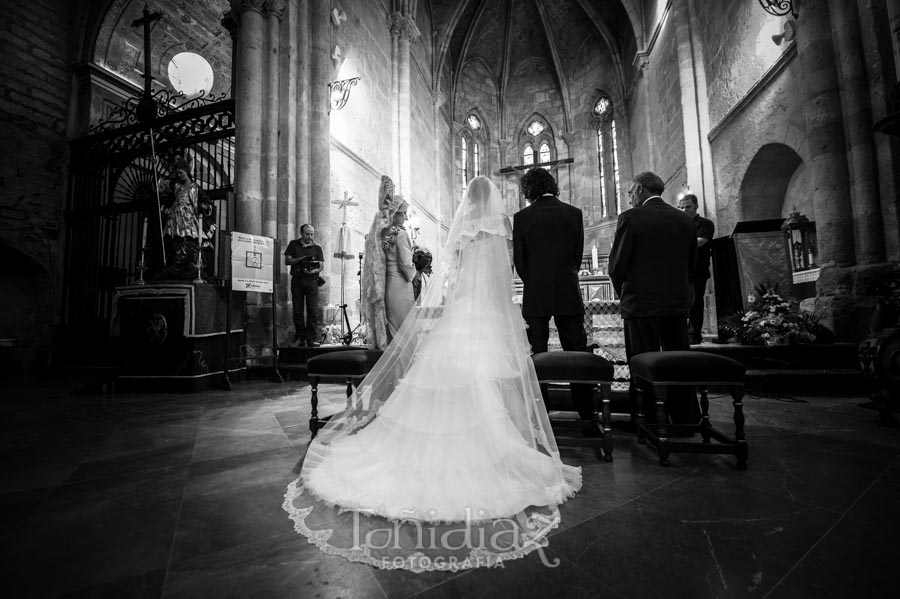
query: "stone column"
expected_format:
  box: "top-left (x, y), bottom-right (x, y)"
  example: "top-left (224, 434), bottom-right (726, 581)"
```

top-left (673, 0), bottom-right (705, 207)
top-left (390, 18), bottom-right (401, 186)
top-left (391, 8), bottom-right (420, 197)
top-left (797, 0), bottom-right (864, 340)
top-left (296, 0), bottom-right (310, 231)
top-left (262, 1), bottom-right (284, 240)
top-left (309, 0), bottom-right (331, 300)
top-left (686, 0), bottom-right (715, 218)
top-left (796, 0), bottom-right (855, 267)
top-left (828, 0), bottom-right (885, 265)
top-left (278, 0), bottom-right (297, 249)
top-left (887, 0), bottom-right (900, 78)
top-left (229, 0), bottom-right (266, 234)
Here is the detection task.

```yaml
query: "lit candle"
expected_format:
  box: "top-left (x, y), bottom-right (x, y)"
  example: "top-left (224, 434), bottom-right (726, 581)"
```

top-left (141, 216), bottom-right (149, 249)
top-left (591, 244), bottom-right (598, 272)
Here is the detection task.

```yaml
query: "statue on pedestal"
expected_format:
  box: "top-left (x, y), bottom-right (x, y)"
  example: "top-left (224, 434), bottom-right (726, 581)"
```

top-left (156, 155), bottom-right (216, 280)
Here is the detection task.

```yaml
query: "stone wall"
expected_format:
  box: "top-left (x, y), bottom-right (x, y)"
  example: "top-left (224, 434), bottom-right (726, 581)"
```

top-left (326, 0), bottom-right (442, 332)
top-left (627, 7), bottom-right (685, 203)
top-left (0, 0), bottom-right (75, 368)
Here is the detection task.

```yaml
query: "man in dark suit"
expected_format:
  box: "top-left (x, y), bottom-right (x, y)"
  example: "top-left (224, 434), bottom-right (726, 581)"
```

top-left (513, 168), bottom-right (594, 426)
top-left (608, 171), bottom-right (700, 425)
top-left (678, 193), bottom-right (715, 344)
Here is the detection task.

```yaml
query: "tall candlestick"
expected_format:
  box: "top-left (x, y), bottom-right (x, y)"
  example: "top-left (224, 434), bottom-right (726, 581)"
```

top-left (591, 244), bottom-right (598, 272)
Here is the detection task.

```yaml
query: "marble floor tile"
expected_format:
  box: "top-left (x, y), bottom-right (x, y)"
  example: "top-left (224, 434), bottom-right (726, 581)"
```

top-left (164, 531), bottom-right (386, 599)
top-left (1, 376), bottom-right (896, 599)
top-left (182, 446), bottom-right (300, 500)
top-left (170, 481), bottom-right (296, 563)
top-left (550, 502), bottom-right (793, 598)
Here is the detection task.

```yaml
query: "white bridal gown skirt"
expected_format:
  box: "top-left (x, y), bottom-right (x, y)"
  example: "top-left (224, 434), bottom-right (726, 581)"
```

top-left (300, 308), bottom-right (581, 522)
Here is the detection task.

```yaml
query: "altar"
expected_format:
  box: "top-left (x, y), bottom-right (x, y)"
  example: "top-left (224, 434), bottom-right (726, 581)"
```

top-left (111, 282), bottom-right (246, 392)
top-left (513, 275), bottom-right (629, 389)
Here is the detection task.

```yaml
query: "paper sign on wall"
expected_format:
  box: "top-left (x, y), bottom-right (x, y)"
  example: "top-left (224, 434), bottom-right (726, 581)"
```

top-left (231, 232), bottom-right (274, 292)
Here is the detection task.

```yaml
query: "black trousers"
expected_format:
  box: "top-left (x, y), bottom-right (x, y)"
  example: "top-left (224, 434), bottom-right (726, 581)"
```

top-left (623, 316), bottom-right (701, 424)
top-left (526, 313), bottom-right (594, 421)
top-left (291, 276), bottom-right (319, 343)
top-left (688, 277), bottom-right (709, 341)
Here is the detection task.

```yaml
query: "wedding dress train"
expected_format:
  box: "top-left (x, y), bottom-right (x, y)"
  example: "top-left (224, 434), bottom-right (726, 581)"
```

top-left (284, 176), bottom-right (581, 572)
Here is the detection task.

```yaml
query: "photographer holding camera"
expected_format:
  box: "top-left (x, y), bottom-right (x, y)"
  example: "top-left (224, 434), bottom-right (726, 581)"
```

top-left (284, 224), bottom-right (325, 347)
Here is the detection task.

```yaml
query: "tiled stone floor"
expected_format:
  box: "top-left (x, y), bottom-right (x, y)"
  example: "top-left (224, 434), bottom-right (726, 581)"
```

top-left (0, 375), bottom-right (897, 598)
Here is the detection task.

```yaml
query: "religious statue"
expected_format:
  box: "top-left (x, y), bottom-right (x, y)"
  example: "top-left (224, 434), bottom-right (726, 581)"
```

top-left (157, 154), bottom-right (216, 280)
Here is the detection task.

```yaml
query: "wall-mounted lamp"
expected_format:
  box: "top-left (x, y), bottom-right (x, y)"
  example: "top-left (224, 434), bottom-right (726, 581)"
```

top-left (758, 0), bottom-right (798, 19)
top-left (328, 76), bottom-right (360, 112)
top-left (772, 19), bottom-right (796, 46)
top-left (331, 8), bottom-right (347, 26)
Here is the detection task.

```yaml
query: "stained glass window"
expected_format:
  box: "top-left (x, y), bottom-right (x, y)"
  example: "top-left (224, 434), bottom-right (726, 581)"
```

top-left (539, 142), bottom-right (551, 165)
top-left (466, 114), bottom-right (482, 130)
top-left (597, 128), bottom-right (608, 219)
top-left (523, 144), bottom-right (534, 165)
top-left (611, 119), bottom-right (622, 213)
top-left (593, 97), bottom-right (611, 116)
top-left (461, 137), bottom-right (468, 187)
top-left (527, 120), bottom-right (544, 137)
top-left (474, 142), bottom-right (480, 176)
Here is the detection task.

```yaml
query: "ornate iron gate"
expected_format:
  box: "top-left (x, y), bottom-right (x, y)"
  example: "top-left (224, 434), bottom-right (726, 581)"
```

top-left (65, 95), bottom-right (235, 331)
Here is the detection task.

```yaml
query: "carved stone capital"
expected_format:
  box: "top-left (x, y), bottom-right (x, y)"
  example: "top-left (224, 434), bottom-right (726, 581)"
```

top-left (390, 12), bottom-right (420, 42)
top-left (433, 90), bottom-right (446, 109)
top-left (633, 50), bottom-right (650, 72)
top-left (560, 131), bottom-right (578, 146)
top-left (262, 0), bottom-right (286, 19)
top-left (229, 0), bottom-right (266, 18)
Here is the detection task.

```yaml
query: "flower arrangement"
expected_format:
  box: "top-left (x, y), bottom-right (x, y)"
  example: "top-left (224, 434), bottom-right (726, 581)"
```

top-left (719, 283), bottom-right (820, 346)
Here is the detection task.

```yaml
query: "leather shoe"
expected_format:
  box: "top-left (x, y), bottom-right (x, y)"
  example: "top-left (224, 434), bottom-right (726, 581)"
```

top-left (307, 342), bottom-right (321, 348)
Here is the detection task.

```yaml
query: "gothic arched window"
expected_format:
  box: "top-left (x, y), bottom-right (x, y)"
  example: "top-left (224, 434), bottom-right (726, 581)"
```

top-left (519, 116), bottom-right (554, 168)
top-left (539, 142), bottom-right (551, 167)
top-left (610, 119), bottom-right (622, 214)
top-left (591, 96), bottom-right (622, 225)
top-left (460, 111), bottom-right (489, 189)
top-left (461, 136), bottom-right (468, 188)
top-left (597, 128), bottom-right (608, 220)
top-left (474, 142), bottom-right (480, 176)
top-left (523, 144), bottom-right (534, 165)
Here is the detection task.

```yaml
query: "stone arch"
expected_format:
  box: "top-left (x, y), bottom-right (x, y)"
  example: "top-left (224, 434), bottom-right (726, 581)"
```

top-left (0, 243), bottom-right (56, 373)
top-left (739, 143), bottom-right (804, 221)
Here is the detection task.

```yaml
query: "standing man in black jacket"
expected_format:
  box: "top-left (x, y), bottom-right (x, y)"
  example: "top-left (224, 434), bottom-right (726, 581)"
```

top-left (609, 171), bottom-right (700, 425)
top-left (678, 193), bottom-right (715, 344)
top-left (513, 168), bottom-right (593, 426)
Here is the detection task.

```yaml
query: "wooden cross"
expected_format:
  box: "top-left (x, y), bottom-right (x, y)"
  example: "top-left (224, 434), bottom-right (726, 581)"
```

top-left (131, 4), bottom-right (163, 98)
top-left (499, 157), bottom-right (574, 175)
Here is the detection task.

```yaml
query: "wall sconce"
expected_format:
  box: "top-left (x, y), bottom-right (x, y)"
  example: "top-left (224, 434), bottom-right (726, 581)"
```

top-left (328, 76), bottom-right (360, 112)
top-left (758, 0), bottom-right (798, 19)
top-left (331, 8), bottom-right (347, 26)
top-left (772, 19), bottom-right (796, 46)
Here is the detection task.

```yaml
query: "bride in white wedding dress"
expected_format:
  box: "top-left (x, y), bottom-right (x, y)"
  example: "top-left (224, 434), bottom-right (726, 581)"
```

top-left (283, 176), bottom-right (582, 572)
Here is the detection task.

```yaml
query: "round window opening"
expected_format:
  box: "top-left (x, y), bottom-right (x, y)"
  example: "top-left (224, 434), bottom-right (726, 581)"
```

top-left (167, 52), bottom-right (214, 99)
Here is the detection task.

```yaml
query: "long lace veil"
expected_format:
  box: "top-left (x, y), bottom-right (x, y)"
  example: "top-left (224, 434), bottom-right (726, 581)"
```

top-left (284, 176), bottom-right (580, 572)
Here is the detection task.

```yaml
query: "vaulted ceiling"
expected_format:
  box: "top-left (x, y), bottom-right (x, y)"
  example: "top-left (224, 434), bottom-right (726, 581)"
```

top-left (92, 0), bottom-right (232, 98)
top-left (430, 0), bottom-right (638, 124)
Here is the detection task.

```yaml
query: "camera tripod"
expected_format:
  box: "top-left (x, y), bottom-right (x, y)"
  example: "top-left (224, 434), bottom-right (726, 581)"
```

top-left (324, 251), bottom-right (363, 345)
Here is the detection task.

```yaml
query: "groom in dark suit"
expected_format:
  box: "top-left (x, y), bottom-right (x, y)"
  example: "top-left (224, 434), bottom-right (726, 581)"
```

top-left (513, 168), bottom-right (594, 425)
top-left (608, 171), bottom-right (700, 425)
